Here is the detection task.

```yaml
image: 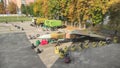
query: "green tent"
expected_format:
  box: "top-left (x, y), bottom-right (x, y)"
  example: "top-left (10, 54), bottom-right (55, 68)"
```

top-left (44, 20), bottom-right (62, 27)
top-left (35, 40), bottom-right (40, 46)
top-left (44, 20), bottom-right (50, 27)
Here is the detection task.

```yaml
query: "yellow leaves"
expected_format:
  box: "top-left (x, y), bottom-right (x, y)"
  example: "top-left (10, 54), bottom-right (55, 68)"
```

top-left (7, 2), bottom-right (17, 14)
top-left (103, 10), bottom-right (107, 14)
top-left (108, 0), bottom-right (120, 6)
top-left (0, 3), bottom-right (5, 14)
top-left (83, 15), bottom-right (89, 21)
top-left (34, 0), bottom-right (49, 17)
top-left (36, 0), bottom-right (42, 3)
top-left (33, 0), bottom-right (118, 24)
top-left (33, 6), bottom-right (38, 13)
top-left (68, 5), bottom-right (74, 14)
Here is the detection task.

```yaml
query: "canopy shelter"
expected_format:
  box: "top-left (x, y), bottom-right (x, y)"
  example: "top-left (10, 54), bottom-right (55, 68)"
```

top-left (38, 32), bottom-right (65, 39)
top-left (51, 32), bottom-right (66, 39)
top-left (36, 40), bottom-right (40, 46)
top-left (66, 33), bottom-right (77, 39)
top-left (70, 30), bottom-right (88, 35)
top-left (44, 20), bottom-right (62, 27)
top-left (38, 34), bottom-right (51, 39)
top-left (69, 30), bottom-right (106, 39)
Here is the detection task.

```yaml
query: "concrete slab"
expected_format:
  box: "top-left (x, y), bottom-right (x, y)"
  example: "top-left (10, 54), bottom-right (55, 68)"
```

top-left (0, 33), bottom-right (46, 68)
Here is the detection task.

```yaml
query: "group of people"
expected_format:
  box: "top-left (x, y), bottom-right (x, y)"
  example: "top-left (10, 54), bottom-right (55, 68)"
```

top-left (31, 42), bottom-right (43, 54)
top-left (55, 38), bottom-right (112, 63)
top-left (55, 46), bottom-right (71, 64)
top-left (31, 18), bottom-right (44, 28)
top-left (12, 24), bottom-right (24, 31)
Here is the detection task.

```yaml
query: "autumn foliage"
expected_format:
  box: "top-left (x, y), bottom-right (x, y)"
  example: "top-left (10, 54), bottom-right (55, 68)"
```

top-left (0, 2), bottom-right (5, 14)
top-left (33, 0), bottom-right (120, 29)
top-left (7, 2), bottom-right (18, 14)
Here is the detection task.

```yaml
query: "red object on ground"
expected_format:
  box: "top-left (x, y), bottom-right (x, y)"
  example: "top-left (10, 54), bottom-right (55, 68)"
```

top-left (40, 39), bottom-right (48, 46)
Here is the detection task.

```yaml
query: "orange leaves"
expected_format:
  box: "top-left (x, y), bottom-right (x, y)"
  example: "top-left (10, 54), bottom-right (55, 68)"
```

top-left (33, 0), bottom-right (49, 17)
top-left (7, 2), bottom-right (18, 14)
top-left (32, 0), bottom-right (117, 24)
top-left (0, 3), bottom-right (5, 14)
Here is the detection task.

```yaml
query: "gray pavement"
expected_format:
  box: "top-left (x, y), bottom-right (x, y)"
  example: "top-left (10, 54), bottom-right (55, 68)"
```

top-left (1, 22), bottom-right (120, 68)
top-left (0, 33), bottom-right (46, 68)
top-left (51, 44), bottom-right (120, 68)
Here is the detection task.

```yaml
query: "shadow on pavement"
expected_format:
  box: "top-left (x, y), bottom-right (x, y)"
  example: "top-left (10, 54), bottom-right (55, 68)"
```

top-left (51, 44), bottom-right (120, 68)
top-left (51, 37), bottom-right (120, 68)
top-left (0, 33), bottom-right (46, 68)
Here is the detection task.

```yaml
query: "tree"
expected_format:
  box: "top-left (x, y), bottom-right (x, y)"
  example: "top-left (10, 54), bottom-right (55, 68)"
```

top-left (67, 0), bottom-right (92, 29)
top-left (33, 1), bottom-right (40, 16)
top-left (0, 2), bottom-right (5, 14)
top-left (21, 4), bottom-right (27, 14)
top-left (89, 0), bottom-right (110, 26)
top-left (33, 0), bottom-right (50, 17)
top-left (48, 0), bottom-right (58, 19)
top-left (7, 2), bottom-right (17, 14)
top-left (27, 3), bottom-right (34, 16)
top-left (76, 0), bottom-right (91, 29)
top-left (108, 0), bottom-right (120, 34)
top-left (32, 0), bottom-right (114, 29)
top-left (21, 3), bottom-right (34, 16)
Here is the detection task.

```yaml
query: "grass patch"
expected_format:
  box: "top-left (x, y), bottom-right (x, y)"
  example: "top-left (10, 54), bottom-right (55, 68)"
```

top-left (0, 16), bottom-right (32, 23)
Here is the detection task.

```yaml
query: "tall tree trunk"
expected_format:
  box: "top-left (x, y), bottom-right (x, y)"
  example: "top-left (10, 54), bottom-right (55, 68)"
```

top-left (65, 21), bottom-right (67, 25)
top-left (74, 22), bottom-right (76, 27)
top-left (73, 22), bottom-right (75, 27)
top-left (79, 22), bottom-right (81, 29)
top-left (76, 23), bottom-right (78, 28)
top-left (114, 30), bottom-right (118, 36)
top-left (83, 23), bottom-right (86, 29)
top-left (81, 21), bottom-right (86, 30)
top-left (71, 22), bottom-right (73, 26)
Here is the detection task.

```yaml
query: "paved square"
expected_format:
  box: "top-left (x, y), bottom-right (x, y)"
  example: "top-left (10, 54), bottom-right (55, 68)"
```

top-left (0, 33), bottom-right (46, 68)
top-left (0, 22), bottom-right (120, 68)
